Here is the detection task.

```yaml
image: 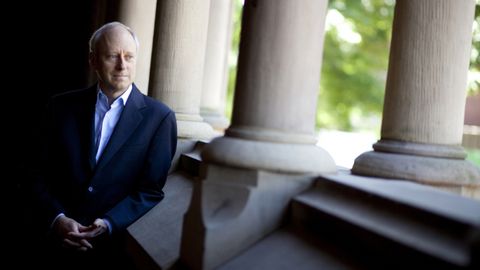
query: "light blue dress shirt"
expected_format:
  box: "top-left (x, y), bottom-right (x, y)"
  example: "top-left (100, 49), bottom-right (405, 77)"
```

top-left (94, 85), bottom-right (132, 162)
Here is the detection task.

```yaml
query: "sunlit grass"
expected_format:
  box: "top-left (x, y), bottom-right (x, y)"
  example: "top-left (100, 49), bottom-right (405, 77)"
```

top-left (466, 148), bottom-right (480, 167)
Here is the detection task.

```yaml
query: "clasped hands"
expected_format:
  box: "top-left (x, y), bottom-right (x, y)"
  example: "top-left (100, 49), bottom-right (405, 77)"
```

top-left (53, 215), bottom-right (108, 252)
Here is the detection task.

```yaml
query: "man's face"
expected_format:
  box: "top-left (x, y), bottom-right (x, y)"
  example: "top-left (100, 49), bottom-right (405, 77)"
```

top-left (90, 27), bottom-right (137, 94)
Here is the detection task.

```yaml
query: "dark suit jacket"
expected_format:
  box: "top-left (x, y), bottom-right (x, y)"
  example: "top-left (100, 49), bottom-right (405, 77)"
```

top-left (35, 84), bottom-right (177, 234)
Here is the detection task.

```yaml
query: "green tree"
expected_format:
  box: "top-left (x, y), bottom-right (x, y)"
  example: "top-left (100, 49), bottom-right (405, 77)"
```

top-left (470, 0), bottom-right (480, 95)
top-left (318, 0), bottom-right (480, 131)
top-left (225, 0), bottom-right (243, 121)
top-left (318, 0), bottom-right (395, 132)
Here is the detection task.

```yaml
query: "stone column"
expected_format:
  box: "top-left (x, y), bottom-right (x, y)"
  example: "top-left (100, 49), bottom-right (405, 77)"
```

top-left (203, 0), bottom-right (335, 174)
top-left (180, 1), bottom-right (335, 269)
top-left (352, 0), bottom-right (480, 198)
top-left (200, 0), bottom-right (234, 131)
top-left (149, 0), bottom-right (214, 140)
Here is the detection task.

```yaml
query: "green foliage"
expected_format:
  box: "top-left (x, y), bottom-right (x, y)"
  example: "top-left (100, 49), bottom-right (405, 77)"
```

top-left (225, 0), bottom-right (243, 121)
top-left (469, 0), bottom-right (480, 95)
top-left (318, 0), bottom-right (394, 131)
top-left (226, 67), bottom-right (236, 121)
top-left (466, 148), bottom-right (480, 168)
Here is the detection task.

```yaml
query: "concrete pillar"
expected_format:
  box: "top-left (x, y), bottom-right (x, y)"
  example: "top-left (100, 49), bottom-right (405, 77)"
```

top-left (202, 0), bottom-right (335, 173)
top-left (200, 0), bottom-right (234, 131)
top-left (149, 0), bottom-right (214, 140)
top-left (352, 0), bottom-right (480, 198)
top-left (180, 1), bottom-right (335, 269)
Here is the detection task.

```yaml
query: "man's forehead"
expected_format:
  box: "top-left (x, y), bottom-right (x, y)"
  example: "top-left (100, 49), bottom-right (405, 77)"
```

top-left (98, 32), bottom-right (136, 50)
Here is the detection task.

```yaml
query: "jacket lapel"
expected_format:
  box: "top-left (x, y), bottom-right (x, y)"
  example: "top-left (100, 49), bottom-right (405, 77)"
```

top-left (94, 85), bottom-right (145, 171)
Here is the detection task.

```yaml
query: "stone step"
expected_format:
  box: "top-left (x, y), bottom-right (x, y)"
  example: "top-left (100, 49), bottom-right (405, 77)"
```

top-left (290, 173), bottom-right (480, 269)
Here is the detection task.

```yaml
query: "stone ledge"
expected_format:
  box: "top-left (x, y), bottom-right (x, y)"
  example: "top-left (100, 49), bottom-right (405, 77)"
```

top-left (126, 163), bottom-right (480, 269)
top-left (127, 171), bottom-right (195, 270)
top-left (217, 225), bottom-right (353, 270)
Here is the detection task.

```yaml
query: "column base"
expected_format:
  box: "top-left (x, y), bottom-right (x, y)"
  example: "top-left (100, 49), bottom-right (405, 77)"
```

top-left (176, 113), bottom-right (217, 140)
top-left (201, 136), bottom-right (336, 174)
top-left (373, 139), bottom-right (467, 159)
top-left (200, 109), bottom-right (230, 131)
top-left (352, 151), bottom-right (480, 199)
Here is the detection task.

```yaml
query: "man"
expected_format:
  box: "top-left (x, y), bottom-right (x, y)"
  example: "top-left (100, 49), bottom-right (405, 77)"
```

top-left (32, 22), bottom-right (177, 268)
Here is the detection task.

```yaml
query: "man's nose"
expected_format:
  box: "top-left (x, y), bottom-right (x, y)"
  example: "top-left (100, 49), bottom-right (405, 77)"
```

top-left (116, 57), bottom-right (126, 69)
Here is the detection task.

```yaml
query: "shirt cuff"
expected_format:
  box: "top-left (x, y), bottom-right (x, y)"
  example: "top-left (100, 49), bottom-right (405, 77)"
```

top-left (51, 213), bottom-right (65, 229)
top-left (103, 218), bottom-right (112, 234)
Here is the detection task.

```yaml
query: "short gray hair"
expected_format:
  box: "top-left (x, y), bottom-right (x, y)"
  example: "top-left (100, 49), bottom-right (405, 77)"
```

top-left (89, 21), bottom-right (140, 53)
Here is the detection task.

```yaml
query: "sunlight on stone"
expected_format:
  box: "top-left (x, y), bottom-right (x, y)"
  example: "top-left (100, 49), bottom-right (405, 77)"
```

top-left (317, 129), bottom-right (377, 169)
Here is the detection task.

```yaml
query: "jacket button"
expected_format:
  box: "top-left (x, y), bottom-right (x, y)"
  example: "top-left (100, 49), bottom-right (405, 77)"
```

top-left (88, 186), bottom-right (94, 192)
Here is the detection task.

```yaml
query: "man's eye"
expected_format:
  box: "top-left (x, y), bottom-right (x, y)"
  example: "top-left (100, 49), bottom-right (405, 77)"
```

top-left (107, 55), bottom-right (118, 60)
top-left (125, 55), bottom-right (135, 61)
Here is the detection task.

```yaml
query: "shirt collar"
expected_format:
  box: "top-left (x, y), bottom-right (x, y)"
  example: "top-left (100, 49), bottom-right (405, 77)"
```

top-left (97, 84), bottom-right (133, 107)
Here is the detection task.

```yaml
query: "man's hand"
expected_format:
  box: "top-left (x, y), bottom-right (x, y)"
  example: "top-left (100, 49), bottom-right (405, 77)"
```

top-left (68, 218), bottom-right (108, 240)
top-left (53, 215), bottom-right (92, 251)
